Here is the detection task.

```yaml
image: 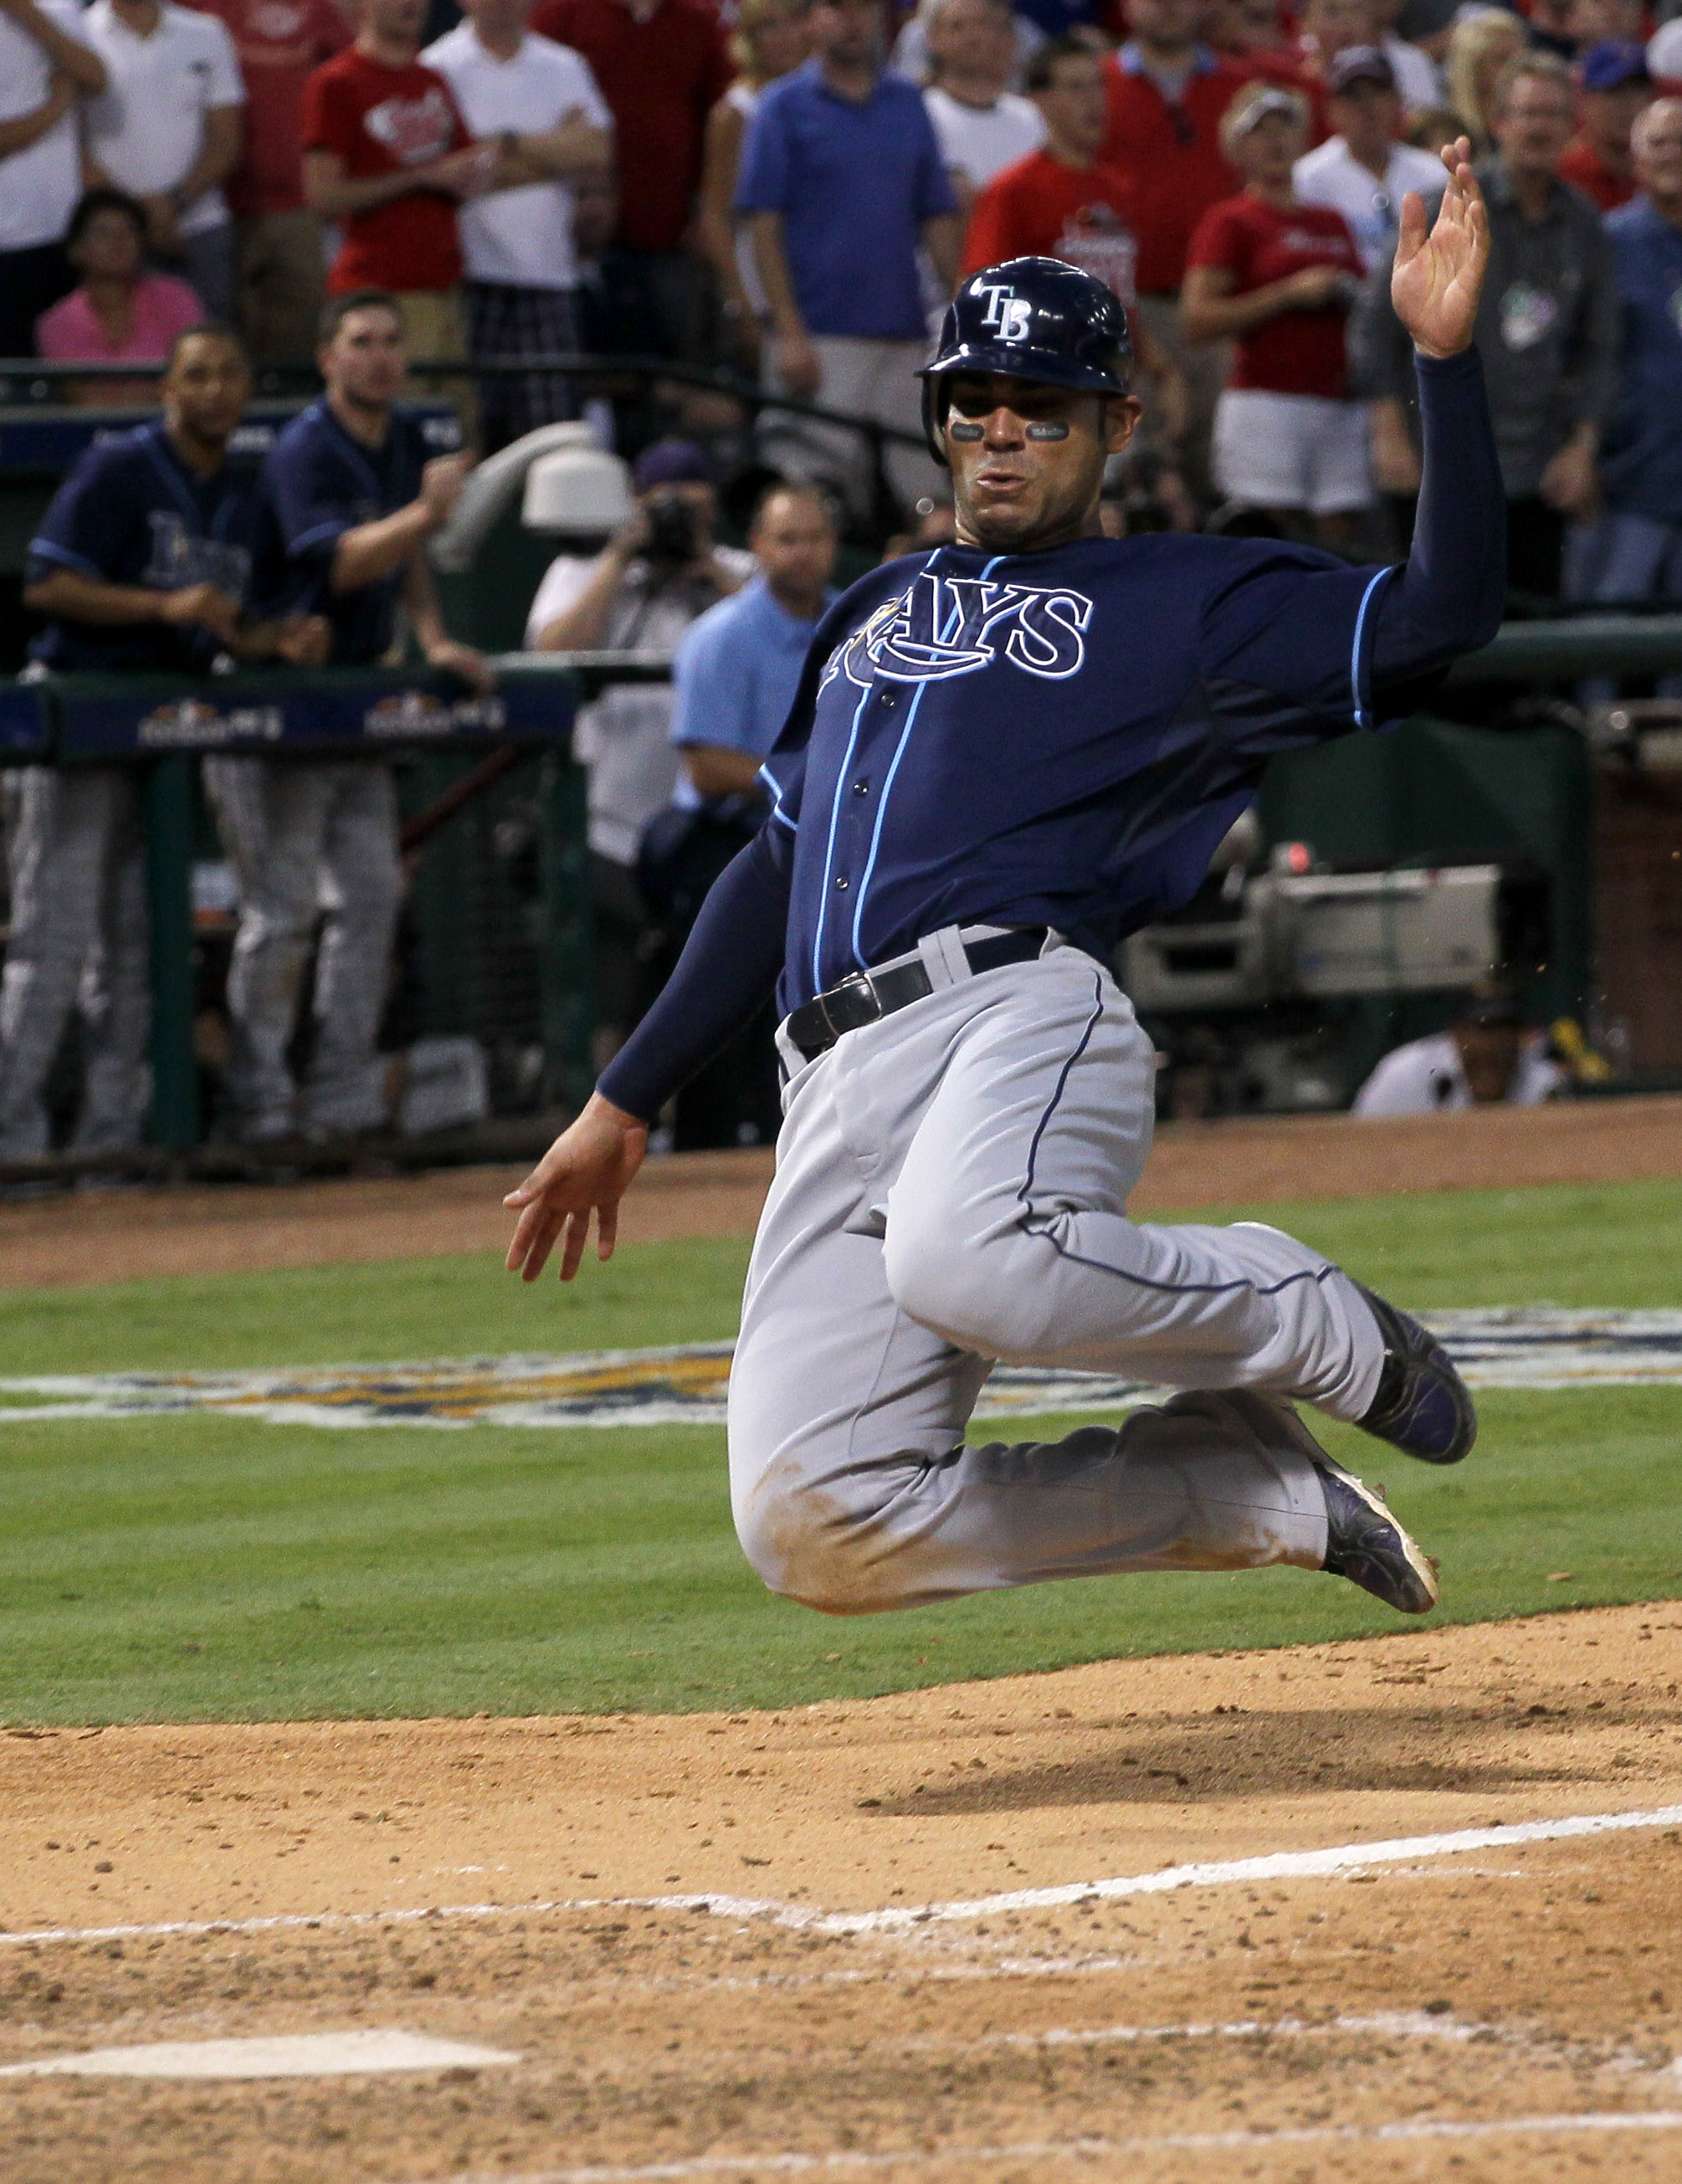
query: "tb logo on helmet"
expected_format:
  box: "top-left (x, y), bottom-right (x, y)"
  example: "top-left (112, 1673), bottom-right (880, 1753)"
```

top-left (976, 285), bottom-right (1033, 342)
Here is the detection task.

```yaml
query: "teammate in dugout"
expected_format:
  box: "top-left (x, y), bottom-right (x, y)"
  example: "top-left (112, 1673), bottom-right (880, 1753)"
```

top-left (5, 326), bottom-right (328, 1163)
top-left (506, 144), bottom-right (1501, 1623)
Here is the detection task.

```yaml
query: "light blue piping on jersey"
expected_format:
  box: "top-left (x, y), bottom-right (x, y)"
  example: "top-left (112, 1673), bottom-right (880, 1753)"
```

top-left (1349, 564), bottom-right (1396, 731)
top-left (809, 679), bottom-right (874, 994)
top-left (757, 761), bottom-right (797, 833)
top-left (848, 552), bottom-right (1003, 972)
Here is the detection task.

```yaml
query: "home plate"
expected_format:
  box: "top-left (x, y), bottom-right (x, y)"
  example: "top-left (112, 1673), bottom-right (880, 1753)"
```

top-left (0, 2028), bottom-right (520, 2080)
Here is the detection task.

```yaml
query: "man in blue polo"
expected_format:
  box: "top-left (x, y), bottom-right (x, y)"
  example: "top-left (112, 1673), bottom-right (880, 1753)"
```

top-left (653, 479), bottom-right (839, 1148)
top-left (737, 0), bottom-right (961, 520)
top-left (1587, 97), bottom-right (1682, 684)
top-left (8, 325), bottom-right (326, 1164)
top-left (207, 287), bottom-right (490, 1143)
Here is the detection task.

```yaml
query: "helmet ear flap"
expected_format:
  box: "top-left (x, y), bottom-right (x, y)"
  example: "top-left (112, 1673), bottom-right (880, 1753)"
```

top-left (921, 374), bottom-right (951, 469)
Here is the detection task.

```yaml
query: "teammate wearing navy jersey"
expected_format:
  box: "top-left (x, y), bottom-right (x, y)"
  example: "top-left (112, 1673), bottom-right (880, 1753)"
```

top-left (508, 146), bottom-right (1500, 1621)
top-left (7, 326), bottom-right (327, 1162)
top-left (208, 289), bottom-right (490, 1141)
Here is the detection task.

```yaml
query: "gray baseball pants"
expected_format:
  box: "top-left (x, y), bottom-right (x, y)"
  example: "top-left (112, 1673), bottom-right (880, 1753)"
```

top-left (729, 932), bottom-right (1388, 1616)
top-left (204, 756), bottom-right (401, 1139)
top-left (0, 765), bottom-right (151, 1160)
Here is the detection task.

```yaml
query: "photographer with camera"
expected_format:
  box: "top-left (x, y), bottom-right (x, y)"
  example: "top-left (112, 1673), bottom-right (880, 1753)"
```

top-left (526, 437), bottom-right (752, 1069)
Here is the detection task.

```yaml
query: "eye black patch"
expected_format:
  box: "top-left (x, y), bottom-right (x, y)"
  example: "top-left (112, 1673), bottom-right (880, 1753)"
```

top-left (1025, 421), bottom-right (1070, 440)
top-left (948, 419), bottom-right (985, 441)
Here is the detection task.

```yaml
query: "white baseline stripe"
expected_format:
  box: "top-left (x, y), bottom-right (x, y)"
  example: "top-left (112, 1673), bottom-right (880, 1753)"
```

top-left (428, 2111), bottom-right (1682, 2184)
top-left (2, 1802), bottom-right (1678, 1954)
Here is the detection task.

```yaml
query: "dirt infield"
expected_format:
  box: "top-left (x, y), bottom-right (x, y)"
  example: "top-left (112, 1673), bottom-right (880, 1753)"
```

top-left (4, 1604), bottom-right (1682, 2181)
top-left (6, 1093), bottom-right (1682, 1291)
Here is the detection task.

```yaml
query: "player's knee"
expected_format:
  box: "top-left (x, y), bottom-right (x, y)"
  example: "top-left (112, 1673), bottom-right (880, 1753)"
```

top-left (735, 1471), bottom-right (905, 1617)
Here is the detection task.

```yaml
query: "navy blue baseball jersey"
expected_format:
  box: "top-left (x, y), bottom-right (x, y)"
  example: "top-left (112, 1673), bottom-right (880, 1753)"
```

top-left (759, 535), bottom-right (1397, 1016)
top-left (263, 399), bottom-right (429, 665)
top-left (27, 422), bottom-right (279, 674)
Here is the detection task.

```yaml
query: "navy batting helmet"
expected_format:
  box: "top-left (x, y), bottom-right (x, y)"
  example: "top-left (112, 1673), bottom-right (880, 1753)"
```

top-left (919, 256), bottom-right (1132, 465)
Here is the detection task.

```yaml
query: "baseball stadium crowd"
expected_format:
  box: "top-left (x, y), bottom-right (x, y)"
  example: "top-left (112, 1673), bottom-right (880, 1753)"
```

top-left (0, 0), bottom-right (1679, 1156)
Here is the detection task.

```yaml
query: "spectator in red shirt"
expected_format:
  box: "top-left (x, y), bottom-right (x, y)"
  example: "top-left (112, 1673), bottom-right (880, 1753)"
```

top-left (189, 0), bottom-right (350, 359)
top-left (529, 0), bottom-right (733, 357)
top-left (301, 0), bottom-right (504, 380)
top-left (963, 35), bottom-right (1190, 489)
top-left (1560, 38), bottom-right (1654, 209)
top-left (1182, 79), bottom-right (1370, 541)
top-left (1100, 0), bottom-right (1248, 496)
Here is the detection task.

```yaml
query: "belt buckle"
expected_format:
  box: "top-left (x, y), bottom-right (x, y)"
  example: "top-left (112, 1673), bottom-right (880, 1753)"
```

top-left (817, 970), bottom-right (881, 1042)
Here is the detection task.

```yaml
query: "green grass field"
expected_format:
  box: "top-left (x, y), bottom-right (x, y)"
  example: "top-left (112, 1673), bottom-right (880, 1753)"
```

top-left (3, 1177), bottom-right (1681, 1725)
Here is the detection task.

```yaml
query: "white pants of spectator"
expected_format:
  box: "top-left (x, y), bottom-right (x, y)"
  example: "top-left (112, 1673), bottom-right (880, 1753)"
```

top-left (759, 335), bottom-right (941, 525)
top-left (0, 766), bottom-right (151, 1160)
top-left (203, 756), bottom-right (401, 1140)
top-left (729, 937), bottom-right (1386, 1615)
top-left (1575, 512), bottom-right (1682, 703)
top-left (1212, 390), bottom-right (1372, 517)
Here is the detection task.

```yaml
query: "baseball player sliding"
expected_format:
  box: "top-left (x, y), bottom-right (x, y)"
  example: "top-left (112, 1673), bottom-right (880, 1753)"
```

top-left (507, 145), bottom-right (1497, 1622)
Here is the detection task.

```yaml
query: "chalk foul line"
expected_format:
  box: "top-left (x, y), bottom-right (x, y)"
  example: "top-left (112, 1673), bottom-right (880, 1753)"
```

top-left (3, 1801), bottom-right (1679, 1953)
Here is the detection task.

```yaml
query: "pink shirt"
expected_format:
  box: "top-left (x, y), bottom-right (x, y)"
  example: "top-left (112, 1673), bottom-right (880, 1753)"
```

top-left (35, 275), bottom-right (206, 363)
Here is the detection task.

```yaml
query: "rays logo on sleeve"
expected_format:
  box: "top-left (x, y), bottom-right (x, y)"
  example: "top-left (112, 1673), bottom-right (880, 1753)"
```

top-left (828, 569), bottom-right (1095, 688)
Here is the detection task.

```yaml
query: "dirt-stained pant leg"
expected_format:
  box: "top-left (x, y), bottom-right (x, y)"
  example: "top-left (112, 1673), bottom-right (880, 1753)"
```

top-left (208, 758), bottom-right (401, 1139)
top-left (729, 940), bottom-right (1386, 1615)
top-left (0, 766), bottom-right (150, 1158)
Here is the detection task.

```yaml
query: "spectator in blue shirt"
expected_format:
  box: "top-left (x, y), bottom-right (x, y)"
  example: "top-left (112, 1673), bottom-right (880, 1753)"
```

top-left (1587, 96), bottom-right (1682, 690)
top-left (644, 479), bottom-right (839, 1150)
top-left (736, 0), bottom-right (961, 520)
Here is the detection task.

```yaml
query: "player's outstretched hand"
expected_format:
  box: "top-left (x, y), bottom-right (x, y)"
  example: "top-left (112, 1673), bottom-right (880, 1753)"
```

top-left (1392, 136), bottom-right (1490, 360)
top-left (504, 1092), bottom-right (649, 1284)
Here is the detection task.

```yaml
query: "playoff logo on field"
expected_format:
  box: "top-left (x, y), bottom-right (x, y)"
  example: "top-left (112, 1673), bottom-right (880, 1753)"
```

top-left (836, 570), bottom-right (1095, 686)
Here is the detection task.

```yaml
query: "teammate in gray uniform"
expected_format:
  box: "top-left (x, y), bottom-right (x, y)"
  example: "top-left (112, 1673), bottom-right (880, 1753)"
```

top-left (505, 146), bottom-right (1499, 1622)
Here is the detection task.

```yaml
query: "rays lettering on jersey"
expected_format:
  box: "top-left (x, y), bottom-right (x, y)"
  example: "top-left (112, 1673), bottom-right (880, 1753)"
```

top-left (832, 570), bottom-right (1094, 688)
top-left (142, 513), bottom-right (252, 601)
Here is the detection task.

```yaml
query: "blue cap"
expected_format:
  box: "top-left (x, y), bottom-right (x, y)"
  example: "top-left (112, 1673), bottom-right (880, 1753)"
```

top-left (632, 438), bottom-right (712, 491)
top-left (1577, 38), bottom-right (1650, 90)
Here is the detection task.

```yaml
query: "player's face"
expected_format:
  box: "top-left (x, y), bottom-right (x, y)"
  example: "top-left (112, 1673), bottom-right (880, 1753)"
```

top-left (163, 335), bottom-right (252, 451)
top-left (942, 372), bottom-right (1141, 554)
top-left (320, 306), bottom-right (408, 413)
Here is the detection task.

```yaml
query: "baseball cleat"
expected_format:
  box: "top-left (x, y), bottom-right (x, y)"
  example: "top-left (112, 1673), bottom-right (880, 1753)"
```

top-left (1316, 1459), bottom-right (1439, 1615)
top-left (1352, 1280), bottom-right (1477, 1465)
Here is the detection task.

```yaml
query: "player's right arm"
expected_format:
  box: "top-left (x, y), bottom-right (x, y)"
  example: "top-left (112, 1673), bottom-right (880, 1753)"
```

top-left (23, 567), bottom-right (244, 643)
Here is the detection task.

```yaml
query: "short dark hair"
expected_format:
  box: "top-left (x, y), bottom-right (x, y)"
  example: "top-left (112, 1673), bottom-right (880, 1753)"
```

top-left (165, 321), bottom-right (249, 373)
top-left (318, 288), bottom-right (404, 347)
top-left (1025, 32), bottom-right (1097, 92)
top-left (65, 186), bottom-right (147, 253)
top-left (751, 478), bottom-right (839, 532)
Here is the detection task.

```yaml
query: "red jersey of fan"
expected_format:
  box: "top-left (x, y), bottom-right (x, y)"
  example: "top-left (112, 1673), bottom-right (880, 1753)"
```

top-left (529, 0), bottom-right (731, 252)
top-left (962, 150), bottom-right (1140, 308)
top-left (302, 46), bottom-right (470, 293)
top-left (1100, 47), bottom-right (1248, 294)
top-left (1557, 138), bottom-right (1637, 212)
top-left (188, 0), bottom-right (350, 216)
top-left (1185, 192), bottom-right (1362, 397)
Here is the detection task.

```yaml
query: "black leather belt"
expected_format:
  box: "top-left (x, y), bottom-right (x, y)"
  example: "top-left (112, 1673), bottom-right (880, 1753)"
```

top-left (784, 929), bottom-right (1048, 1062)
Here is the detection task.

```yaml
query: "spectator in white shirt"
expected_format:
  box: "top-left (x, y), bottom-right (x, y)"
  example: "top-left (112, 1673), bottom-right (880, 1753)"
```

top-left (1371, 0), bottom-right (1443, 112)
top-left (696, 0), bottom-right (812, 369)
top-left (81, 0), bottom-right (244, 323)
top-left (423, 0), bottom-right (613, 451)
top-left (0, 0), bottom-right (106, 357)
top-left (921, 0), bottom-right (1047, 215)
top-left (891, 0), bottom-right (1043, 91)
top-left (1352, 999), bottom-right (1565, 1115)
top-left (1294, 44), bottom-right (1444, 269)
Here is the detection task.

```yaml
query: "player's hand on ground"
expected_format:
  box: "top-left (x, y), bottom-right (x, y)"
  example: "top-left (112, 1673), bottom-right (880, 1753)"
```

top-left (160, 582), bottom-right (243, 646)
top-left (1392, 136), bottom-right (1490, 360)
top-left (504, 1092), bottom-right (649, 1283)
top-left (424, 635), bottom-right (495, 692)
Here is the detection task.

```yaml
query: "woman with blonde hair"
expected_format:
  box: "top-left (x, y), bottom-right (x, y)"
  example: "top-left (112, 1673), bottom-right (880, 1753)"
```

top-left (698, 0), bottom-right (812, 365)
top-left (1445, 6), bottom-right (1526, 152)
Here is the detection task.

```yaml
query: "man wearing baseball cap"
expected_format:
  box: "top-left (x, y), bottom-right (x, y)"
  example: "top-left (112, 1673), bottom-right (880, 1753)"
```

top-left (1560, 39), bottom-right (1655, 212)
top-left (1295, 46), bottom-right (1449, 269)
